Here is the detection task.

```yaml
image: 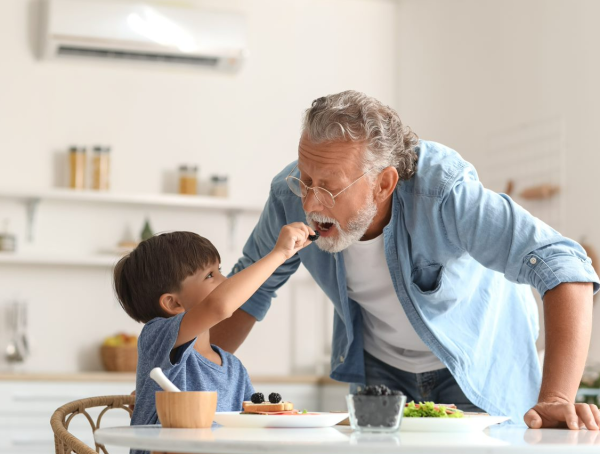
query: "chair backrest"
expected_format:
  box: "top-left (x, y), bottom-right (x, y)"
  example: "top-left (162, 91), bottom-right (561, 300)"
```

top-left (50, 395), bottom-right (135, 454)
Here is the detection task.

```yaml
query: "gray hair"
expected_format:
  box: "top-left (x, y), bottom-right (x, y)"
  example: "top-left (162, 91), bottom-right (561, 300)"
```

top-left (302, 90), bottom-right (419, 181)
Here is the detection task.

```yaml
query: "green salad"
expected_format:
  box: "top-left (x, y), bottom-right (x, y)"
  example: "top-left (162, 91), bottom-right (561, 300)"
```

top-left (404, 401), bottom-right (464, 418)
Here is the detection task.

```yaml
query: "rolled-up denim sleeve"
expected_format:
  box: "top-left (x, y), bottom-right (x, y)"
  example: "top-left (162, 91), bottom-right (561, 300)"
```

top-left (229, 188), bottom-right (300, 321)
top-left (440, 165), bottom-right (599, 298)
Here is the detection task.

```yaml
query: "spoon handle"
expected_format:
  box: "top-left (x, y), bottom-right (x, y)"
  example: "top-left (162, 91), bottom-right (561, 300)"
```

top-left (150, 367), bottom-right (181, 392)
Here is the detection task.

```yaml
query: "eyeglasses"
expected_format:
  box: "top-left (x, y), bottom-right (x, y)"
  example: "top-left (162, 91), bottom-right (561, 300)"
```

top-left (285, 164), bottom-right (375, 208)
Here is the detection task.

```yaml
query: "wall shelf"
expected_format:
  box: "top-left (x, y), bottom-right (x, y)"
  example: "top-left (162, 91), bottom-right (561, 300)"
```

top-left (0, 187), bottom-right (264, 243)
top-left (0, 253), bottom-right (120, 268)
top-left (0, 187), bottom-right (263, 212)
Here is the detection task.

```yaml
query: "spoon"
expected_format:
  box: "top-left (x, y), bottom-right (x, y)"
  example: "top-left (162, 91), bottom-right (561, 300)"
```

top-left (150, 367), bottom-right (180, 392)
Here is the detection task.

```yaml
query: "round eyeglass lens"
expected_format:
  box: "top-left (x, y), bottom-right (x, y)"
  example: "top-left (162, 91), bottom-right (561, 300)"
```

top-left (313, 188), bottom-right (335, 208)
top-left (286, 177), bottom-right (306, 197)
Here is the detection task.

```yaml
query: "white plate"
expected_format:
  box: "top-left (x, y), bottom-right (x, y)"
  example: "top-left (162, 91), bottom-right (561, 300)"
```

top-left (400, 415), bottom-right (510, 432)
top-left (213, 411), bottom-right (349, 428)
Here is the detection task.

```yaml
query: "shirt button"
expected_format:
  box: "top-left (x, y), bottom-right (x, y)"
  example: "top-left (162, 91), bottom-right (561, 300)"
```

top-left (529, 257), bottom-right (537, 265)
top-left (339, 355), bottom-right (345, 363)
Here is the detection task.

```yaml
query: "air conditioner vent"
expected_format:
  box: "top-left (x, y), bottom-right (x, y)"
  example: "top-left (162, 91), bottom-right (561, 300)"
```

top-left (57, 46), bottom-right (220, 66)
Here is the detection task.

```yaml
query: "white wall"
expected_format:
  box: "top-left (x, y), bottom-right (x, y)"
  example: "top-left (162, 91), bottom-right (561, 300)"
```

top-left (396, 0), bottom-right (600, 364)
top-left (8, 0), bottom-right (593, 379)
top-left (0, 0), bottom-right (399, 374)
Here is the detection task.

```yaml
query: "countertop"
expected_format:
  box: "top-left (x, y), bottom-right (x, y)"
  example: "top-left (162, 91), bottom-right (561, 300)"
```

top-left (94, 424), bottom-right (600, 454)
top-left (0, 372), bottom-right (344, 385)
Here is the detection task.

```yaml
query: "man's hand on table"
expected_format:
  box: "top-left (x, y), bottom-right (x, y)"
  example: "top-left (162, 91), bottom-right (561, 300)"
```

top-left (530, 282), bottom-right (598, 430)
top-left (524, 398), bottom-right (600, 430)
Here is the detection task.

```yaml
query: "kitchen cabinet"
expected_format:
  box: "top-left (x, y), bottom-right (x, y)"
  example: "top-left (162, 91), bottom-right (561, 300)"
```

top-left (0, 379), bottom-right (135, 454)
top-left (0, 375), bottom-right (348, 454)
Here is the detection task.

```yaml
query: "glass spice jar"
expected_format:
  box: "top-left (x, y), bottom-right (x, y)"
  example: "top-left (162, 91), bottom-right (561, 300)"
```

top-left (178, 165), bottom-right (198, 195)
top-left (68, 146), bottom-right (86, 190)
top-left (92, 145), bottom-right (110, 190)
top-left (209, 175), bottom-right (229, 198)
top-left (0, 219), bottom-right (16, 252)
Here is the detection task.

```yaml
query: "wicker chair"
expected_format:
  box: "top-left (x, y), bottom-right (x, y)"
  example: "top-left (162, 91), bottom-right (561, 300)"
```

top-left (50, 395), bottom-right (135, 454)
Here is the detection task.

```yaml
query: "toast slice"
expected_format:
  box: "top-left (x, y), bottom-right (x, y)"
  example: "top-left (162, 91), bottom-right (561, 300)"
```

top-left (241, 409), bottom-right (299, 415)
top-left (242, 401), bottom-right (294, 413)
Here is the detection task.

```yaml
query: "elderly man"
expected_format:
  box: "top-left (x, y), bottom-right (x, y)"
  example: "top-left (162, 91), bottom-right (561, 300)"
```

top-left (212, 90), bottom-right (600, 429)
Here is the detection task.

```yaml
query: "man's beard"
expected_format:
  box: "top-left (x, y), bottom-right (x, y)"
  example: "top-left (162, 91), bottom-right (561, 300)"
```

top-left (306, 197), bottom-right (378, 253)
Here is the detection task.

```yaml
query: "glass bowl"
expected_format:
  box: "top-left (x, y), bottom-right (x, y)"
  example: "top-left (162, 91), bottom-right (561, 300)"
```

top-left (346, 393), bottom-right (406, 432)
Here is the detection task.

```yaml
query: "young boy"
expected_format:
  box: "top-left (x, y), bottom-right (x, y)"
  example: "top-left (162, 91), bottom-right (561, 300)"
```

top-left (113, 222), bottom-right (315, 429)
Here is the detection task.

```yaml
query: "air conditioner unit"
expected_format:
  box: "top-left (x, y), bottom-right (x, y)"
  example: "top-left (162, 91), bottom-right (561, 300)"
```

top-left (42, 0), bottom-right (247, 71)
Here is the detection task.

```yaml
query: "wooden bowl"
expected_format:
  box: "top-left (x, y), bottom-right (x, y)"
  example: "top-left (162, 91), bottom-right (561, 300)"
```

top-left (156, 391), bottom-right (218, 428)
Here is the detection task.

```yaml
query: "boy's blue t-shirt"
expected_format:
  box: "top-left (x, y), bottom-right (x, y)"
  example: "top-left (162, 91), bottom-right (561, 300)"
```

top-left (131, 312), bottom-right (254, 427)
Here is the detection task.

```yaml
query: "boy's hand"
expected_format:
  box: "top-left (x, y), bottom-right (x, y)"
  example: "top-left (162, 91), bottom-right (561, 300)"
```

top-left (273, 222), bottom-right (315, 261)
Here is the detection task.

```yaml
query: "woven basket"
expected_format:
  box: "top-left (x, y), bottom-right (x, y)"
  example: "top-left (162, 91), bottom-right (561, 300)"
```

top-left (100, 345), bottom-right (138, 372)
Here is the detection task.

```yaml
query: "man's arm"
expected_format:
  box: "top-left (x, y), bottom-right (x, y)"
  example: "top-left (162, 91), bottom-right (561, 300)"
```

top-left (524, 282), bottom-right (600, 430)
top-left (440, 169), bottom-right (599, 429)
top-left (218, 178), bottom-right (303, 352)
top-left (210, 308), bottom-right (257, 353)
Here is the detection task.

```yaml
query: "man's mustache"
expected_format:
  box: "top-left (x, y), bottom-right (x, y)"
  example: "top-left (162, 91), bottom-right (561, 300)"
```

top-left (306, 212), bottom-right (338, 224)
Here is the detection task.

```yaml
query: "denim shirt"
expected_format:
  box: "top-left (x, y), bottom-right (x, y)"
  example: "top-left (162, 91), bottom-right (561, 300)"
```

top-left (232, 140), bottom-right (599, 424)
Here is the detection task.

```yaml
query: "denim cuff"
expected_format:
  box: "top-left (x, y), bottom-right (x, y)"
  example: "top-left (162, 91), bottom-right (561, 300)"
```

top-left (524, 253), bottom-right (600, 298)
top-left (240, 292), bottom-right (271, 322)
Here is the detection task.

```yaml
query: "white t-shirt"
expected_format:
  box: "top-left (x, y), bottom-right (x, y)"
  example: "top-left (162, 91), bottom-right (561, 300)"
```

top-left (342, 233), bottom-right (446, 373)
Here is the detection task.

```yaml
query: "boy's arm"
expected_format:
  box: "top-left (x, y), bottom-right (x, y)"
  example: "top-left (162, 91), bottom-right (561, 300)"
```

top-left (210, 309), bottom-right (256, 353)
top-left (231, 187), bottom-right (303, 324)
top-left (175, 223), bottom-right (313, 348)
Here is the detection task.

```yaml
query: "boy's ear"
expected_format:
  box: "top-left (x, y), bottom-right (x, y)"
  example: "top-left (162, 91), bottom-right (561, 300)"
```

top-left (159, 293), bottom-right (185, 316)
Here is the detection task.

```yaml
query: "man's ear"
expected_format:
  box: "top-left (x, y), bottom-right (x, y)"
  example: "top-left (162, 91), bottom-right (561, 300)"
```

top-left (159, 293), bottom-right (185, 316)
top-left (374, 166), bottom-right (399, 202)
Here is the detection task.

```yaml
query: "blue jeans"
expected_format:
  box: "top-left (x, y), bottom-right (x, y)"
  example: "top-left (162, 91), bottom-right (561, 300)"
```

top-left (351, 350), bottom-right (484, 412)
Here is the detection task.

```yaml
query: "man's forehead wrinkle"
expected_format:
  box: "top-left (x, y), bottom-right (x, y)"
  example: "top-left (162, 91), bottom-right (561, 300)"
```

top-left (298, 144), bottom-right (343, 165)
top-left (298, 162), bottom-right (345, 179)
top-left (299, 143), bottom-right (363, 170)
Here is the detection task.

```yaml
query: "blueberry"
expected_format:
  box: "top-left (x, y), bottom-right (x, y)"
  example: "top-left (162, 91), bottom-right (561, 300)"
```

top-left (370, 414), bottom-right (383, 426)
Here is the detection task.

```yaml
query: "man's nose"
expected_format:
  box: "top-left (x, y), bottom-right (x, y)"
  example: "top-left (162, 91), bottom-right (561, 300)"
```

top-left (302, 189), bottom-right (324, 212)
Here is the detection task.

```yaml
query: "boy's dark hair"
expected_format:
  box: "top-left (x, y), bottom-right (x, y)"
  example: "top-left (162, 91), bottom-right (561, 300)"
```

top-left (113, 231), bottom-right (221, 323)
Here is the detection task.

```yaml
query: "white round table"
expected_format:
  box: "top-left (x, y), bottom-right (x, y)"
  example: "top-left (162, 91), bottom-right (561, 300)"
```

top-left (95, 424), bottom-right (600, 454)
